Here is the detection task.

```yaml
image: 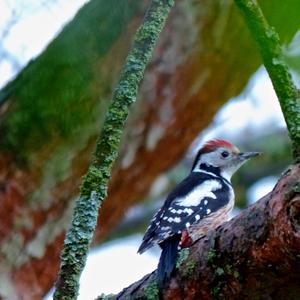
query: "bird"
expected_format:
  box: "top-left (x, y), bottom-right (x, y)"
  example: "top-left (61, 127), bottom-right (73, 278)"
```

top-left (137, 139), bottom-right (260, 285)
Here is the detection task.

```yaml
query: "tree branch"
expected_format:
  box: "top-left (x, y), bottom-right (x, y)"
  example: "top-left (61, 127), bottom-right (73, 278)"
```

top-left (53, 1), bottom-right (175, 299)
top-left (234, 0), bottom-right (300, 159)
top-left (110, 164), bottom-right (300, 299)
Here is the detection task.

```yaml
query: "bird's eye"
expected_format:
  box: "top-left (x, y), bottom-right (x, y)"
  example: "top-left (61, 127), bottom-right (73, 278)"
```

top-left (221, 151), bottom-right (229, 158)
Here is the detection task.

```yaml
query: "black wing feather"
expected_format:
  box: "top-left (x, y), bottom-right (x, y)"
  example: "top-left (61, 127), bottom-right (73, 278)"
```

top-left (138, 172), bottom-right (231, 253)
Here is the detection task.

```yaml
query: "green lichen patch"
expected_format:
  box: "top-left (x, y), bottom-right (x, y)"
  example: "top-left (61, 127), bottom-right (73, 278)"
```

top-left (80, 166), bottom-right (104, 197)
top-left (292, 182), bottom-right (300, 194)
top-left (184, 259), bottom-right (197, 277)
top-left (215, 267), bottom-right (225, 276)
top-left (96, 293), bottom-right (115, 300)
top-left (176, 248), bottom-right (190, 269)
top-left (207, 248), bottom-right (218, 264)
top-left (144, 279), bottom-right (159, 300)
top-left (207, 249), bottom-right (224, 299)
top-left (207, 247), bottom-right (241, 300)
top-left (176, 248), bottom-right (197, 278)
top-left (225, 264), bottom-right (240, 280)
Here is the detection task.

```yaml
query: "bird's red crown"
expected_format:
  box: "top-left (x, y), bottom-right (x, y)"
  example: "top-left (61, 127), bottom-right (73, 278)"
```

top-left (201, 139), bottom-right (235, 153)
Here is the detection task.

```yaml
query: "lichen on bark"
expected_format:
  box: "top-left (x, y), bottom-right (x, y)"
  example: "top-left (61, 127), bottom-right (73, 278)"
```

top-left (53, 1), bottom-right (175, 299)
top-left (234, 0), bottom-right (300, 159)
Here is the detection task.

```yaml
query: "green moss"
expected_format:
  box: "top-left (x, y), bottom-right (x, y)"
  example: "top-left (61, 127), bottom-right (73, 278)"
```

top-left (176, 248), bottom-right (190, 269)
top-left (207, 249), bottom-right (224, 299)
top-left (80, 166), bottom-right (104, 197)
top-left (54, 192), bottom-right (101, 299)
top-left (207, 248), bottom-right (218, 263)
top-left (292, 183), bottom-right (300, 193)
top-left (207, 248), bottom-right (241, 300)
top-left (176, 248), bottom-right (197, 277)
top-left (96, 293), bottom-right (115, 300)
top-left (144, 279), bottom-right (159, 300)
top-left (211, 287), bottom-right (224, 300)
top-left (225, 264), bottom-right (240, 280)
top-left (0, 0), bottom-right (141, 160)
top-left (215, 267), bottom-right (225, 276)
top-left (185, 259), bottom-right (197, 277)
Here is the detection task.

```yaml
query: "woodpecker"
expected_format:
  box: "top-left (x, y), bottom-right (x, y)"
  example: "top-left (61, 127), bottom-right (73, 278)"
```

top-left (137, 139), bottom-right (260, 285)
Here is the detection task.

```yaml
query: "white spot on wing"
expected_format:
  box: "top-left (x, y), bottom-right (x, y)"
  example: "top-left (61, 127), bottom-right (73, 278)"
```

top-left (162, 232), bottom-right (171, 238)
top-left (176, 180), bottom-right (222, 207)
top-left (206, 209), bottom-right (211, 214)
top-left (186, 222), bottom-right (191, 228)
top-left (167, 217), bottom-right (181, 223)
top-left (195, 214), bottom-right (200, 221)
top-left (161, 226), bottom-right (171, 230)
top-left (183, 208), bottom-right (194, 215)
top-left (204, 200), bottom-right (208, 205)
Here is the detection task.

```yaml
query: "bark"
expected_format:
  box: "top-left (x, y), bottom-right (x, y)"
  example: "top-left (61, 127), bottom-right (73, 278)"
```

top-left (0, 0), bottom-right (299, 298)
top-left (111, 164), bottom-right (300, 300)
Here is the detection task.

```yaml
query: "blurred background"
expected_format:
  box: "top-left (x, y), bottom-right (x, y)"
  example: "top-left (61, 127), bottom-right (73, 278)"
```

top-left (0, 0), bottom-right (300, 299)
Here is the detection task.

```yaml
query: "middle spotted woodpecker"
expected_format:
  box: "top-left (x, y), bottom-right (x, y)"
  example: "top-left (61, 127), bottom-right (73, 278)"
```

top-left (138, 139), bottom-right (260, 285)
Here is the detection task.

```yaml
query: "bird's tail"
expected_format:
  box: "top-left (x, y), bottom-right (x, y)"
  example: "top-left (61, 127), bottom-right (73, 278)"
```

top-left (157, 235), bottom-right (180, 286)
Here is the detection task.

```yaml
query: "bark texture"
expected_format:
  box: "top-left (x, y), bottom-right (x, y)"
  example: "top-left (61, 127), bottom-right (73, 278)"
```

top-left (0, 0), bottom-right (299, 298)
top-left (113, 164), bottom-right (300, 300)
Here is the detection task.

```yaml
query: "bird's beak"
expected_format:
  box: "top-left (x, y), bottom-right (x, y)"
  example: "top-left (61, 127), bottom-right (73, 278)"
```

top-left (239, 151), bottom-right (261, 159)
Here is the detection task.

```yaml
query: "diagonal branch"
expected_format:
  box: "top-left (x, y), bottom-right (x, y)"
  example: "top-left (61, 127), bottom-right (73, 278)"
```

top-left (234, 0), bottom-right (300, 159)
top-left (108, 164), bottom-right (300, 299)
top-left (53, 1), bottom-right (175, 299)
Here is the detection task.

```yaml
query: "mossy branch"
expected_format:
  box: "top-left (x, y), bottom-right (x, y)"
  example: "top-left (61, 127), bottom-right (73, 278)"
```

top-left (53, 1), bottom-right (174, 299)
top-left (234, 0), bottom-right (300, 159)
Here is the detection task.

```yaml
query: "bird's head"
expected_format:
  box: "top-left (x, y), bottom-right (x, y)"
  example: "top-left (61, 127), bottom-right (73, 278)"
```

top-left (191, 139), bottom-right (260, 181)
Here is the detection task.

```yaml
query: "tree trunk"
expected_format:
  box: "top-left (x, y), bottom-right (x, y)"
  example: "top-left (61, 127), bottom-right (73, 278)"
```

top-left (0, 0), bottom-right (299, 298)
top-left (113, 164), bottom-right (300, 300)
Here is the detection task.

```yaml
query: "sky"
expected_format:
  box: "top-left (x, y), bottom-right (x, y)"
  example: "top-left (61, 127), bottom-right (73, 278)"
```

top-left (0, 0), bottom-right (292, 299)
top-left (0, 0), bottom-right (89, 88)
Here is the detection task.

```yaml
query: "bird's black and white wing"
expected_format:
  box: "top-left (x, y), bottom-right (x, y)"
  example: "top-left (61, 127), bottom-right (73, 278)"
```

top-left (137, 171), bottom-right (232, 253)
